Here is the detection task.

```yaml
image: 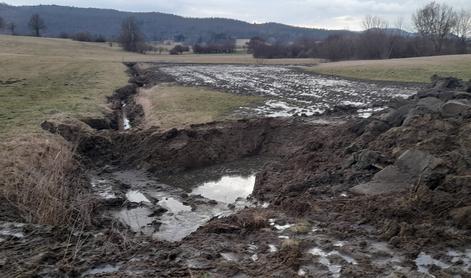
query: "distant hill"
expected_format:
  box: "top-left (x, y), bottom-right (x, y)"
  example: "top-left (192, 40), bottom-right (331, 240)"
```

top-left (0, 3), bottom-right (352, 42)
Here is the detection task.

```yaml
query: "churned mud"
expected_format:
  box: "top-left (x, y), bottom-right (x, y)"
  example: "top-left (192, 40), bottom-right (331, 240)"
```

top-left (2, 64), bottom-right (471, 277)
top-left (156, 64), bottom-right (420, 118)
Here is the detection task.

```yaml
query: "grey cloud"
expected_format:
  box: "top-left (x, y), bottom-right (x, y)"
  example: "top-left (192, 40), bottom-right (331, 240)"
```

top-left (6, 0), bottom-right (471, 30)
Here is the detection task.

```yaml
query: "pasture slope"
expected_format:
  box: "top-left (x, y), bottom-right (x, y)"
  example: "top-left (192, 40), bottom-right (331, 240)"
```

top-left (305, 54), bottom-right (471, 83)
top-left (0, 35), bottom-right (318, 137)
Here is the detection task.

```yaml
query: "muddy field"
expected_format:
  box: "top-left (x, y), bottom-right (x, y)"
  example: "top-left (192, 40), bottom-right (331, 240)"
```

top-left (1, 65), bottom-right (471, 278)
top-left (156, 64), bottom-right (419, 118)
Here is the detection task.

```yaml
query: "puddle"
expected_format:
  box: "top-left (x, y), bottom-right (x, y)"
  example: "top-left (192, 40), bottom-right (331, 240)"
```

top-left (447, 249), bottom-right (471, 271)
top-left (0, 223), bottom-right (25, 239)
top-left (90, 177), bottom-right (118, 200)
top-left (308, 246), bottom-right (357, 277)
top-left (153, 210), bottom-right (215, 242)
top-left (126, 190), bottom-right (150, 203)
top-left (113, 207), bottom-right (156, 235)
top-left (415, 252), bottom-right (450, 274)
top-left (100, 158), bottom-right (265, 242)
top-left (158, 197), bottom-right (192, 213)
top-left (82, 264), bottom-right (120, 277)
top-left (221, 252), bottom-right (239, 262)
top-left (122, 102), bottom-right (131, 130)
top-left (268, 244), bottom-right (278, 253)
top-left (123, 117), bottom-right (131, 130)
top-left (274, 223), bottom-right (294, 231)
top-left (191, 175), bottom-right (256, 203)
top-left (415, 250), bottom-right (471, 274)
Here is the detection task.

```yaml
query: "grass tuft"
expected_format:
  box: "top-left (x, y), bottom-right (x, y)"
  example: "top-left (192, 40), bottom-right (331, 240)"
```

top-left (0, 135), bottom-right (94, 226)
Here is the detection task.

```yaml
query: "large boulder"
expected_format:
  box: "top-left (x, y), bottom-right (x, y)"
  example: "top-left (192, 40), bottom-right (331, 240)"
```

top-left (416, 97), bottom-right (444, 113)
top-left (351, 149), bottom-right (446, 195)
top-left (350, 166), bottom-right (412, 195)
top-left (440, 100), bottom-right (471, 117)
top-left (430, 75), bottom-right (465, 90)
top-left (379, 103), bottom-right (416, 127)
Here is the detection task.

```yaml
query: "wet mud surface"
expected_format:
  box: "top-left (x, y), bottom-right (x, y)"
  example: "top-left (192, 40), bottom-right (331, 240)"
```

top-left (156, 64), bottom-right (420, 118)
top-left (2, 67), bottom-right (471, 277)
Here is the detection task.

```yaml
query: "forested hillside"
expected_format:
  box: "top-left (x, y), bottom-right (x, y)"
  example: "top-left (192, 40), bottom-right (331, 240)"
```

top-left (0, 3), bottom-right (350, 42)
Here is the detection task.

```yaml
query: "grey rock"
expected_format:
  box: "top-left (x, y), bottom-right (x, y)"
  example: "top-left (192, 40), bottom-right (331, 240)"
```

top-left (431, 75), bottom-right (465, 90)
top-left (351, 149), bottom-right (444, 195)
top-left (454, 92), bottom-right (471, 100)
top-left (440, 100), bottom-right (471, 117)
top-left (416, 97), bottom-right (444, 113)
top-left (351, 166), bottom-right (412, 195)
top-left (380, 104), bottom-right (415, 127)
top-left (396, 149), bottom-right (443, 177)
top-left (416, 90), bottom-right (456, 102)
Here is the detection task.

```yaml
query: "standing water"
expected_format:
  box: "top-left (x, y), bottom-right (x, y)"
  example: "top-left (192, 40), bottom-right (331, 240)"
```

top-left (122, 102), bottom-right (131, 130)
top-left (94, 157), bottom-right (266, 242)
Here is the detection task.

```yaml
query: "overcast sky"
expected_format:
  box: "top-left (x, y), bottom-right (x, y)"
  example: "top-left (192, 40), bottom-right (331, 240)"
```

top-left (6, 0), bottom-right (471, 30)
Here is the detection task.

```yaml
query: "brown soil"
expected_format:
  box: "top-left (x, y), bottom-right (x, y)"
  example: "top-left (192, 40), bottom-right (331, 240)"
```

top-left (2, 70), bottom-right (471, 277)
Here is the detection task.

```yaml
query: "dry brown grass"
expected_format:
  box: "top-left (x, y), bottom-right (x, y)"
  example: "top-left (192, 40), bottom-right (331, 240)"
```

top-left (304, 54), bottom-right (471, 83)
top-left (137, 85), bottom-right (263, 130)
top-left (234, 209), bottom-right (271, 231)
top-left (0, 135), bottom-right (93, 226)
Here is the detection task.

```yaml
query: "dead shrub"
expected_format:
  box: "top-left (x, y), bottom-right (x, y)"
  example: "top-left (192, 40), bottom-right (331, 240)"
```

top-left (234, 209), bottom-right (271, 231)
top-left (0, 135), bottom-right (94, 227)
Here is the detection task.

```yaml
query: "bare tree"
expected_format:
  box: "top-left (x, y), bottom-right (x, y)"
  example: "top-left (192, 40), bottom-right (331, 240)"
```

top-left (454, 9), bottom-right (471, 41)
top-left (118, 17), bottom-right (146, 53)
top-left (0, 16), bottom-right (5, 31)
top-left (384, 17), bottom-right (408, 59)
top-left (28, 14), bottom-right (46, 37)
top-left (359, 15), bottom-right (390, 59)
top-left (7, 22), bottom-right (16, 35)
top-left (362, 15), bottom-right (388, 30)
top-left (413, 1), bottom-right (457, 53)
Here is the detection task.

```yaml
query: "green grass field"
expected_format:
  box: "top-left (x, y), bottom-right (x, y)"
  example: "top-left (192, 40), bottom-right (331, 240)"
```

top-left (0, 36), bottom-right (152, 137)
top-left (304, 54), bottom-right (471, 83)
top-left (137, 85), bottom-right (262, 130)
top-left (0, 35), bottom-right (318, 137)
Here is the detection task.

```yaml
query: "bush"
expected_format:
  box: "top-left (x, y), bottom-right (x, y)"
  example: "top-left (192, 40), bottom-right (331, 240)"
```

top-left (169, 45), bottom-right (190, 55)
top-left (59, 32), bottom-right (69, 39)
top-left (72, 32), bottom-right (94, 42)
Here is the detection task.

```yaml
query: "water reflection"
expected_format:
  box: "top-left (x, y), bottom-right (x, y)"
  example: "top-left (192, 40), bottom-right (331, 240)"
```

top-left (191, 175), bottom-right (256, 203)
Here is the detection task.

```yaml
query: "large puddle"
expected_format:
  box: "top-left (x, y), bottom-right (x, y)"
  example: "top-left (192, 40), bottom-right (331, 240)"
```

top-left (92, 157), bottom-right (266, 242)
top-left (191, 175), bottom-right (256, 203)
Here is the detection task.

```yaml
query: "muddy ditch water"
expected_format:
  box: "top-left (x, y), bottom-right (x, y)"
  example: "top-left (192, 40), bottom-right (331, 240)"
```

top-left (89, 157), bottom-right (268, 242)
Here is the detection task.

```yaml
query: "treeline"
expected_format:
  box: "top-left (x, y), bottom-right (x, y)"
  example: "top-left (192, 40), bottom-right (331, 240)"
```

top-left (250, 2), bottom-right (471, 60)
top-left (59, 32), bottom-right (107, 43)
top-left (0, 15), bottom-right (16, 34)
top-left (0, 13), bottom-right (46, 37)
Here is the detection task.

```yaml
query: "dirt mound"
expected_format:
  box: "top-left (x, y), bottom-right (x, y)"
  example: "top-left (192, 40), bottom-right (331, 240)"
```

top-left (250, 77), bottom-right (471, 249)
